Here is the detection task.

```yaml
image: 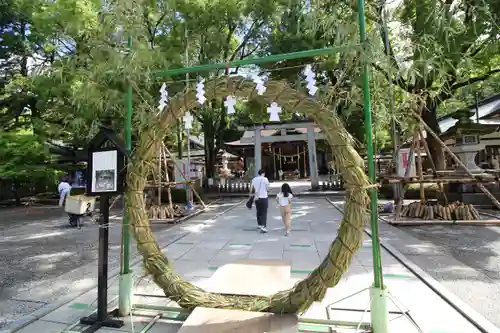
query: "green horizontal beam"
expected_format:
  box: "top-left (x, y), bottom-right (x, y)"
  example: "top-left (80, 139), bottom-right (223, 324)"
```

top-left (154, 45), bottom-right (358, 78)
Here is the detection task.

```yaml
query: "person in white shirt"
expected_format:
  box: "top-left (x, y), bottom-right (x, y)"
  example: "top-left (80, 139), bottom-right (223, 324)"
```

top-left (58, 176), bottom-right (72, 207)
top-left (251, 169), bottom-right (270, 233)
top-left (276, 183), bottom-right (293, 236)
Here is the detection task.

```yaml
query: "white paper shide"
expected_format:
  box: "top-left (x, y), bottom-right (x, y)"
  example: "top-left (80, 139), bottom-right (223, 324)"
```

top-left (91, 150), bottom-right (118, 193)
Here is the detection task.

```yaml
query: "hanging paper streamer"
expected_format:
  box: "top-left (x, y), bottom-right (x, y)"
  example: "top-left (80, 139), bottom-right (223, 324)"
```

top-left (183, 111), bottom-right (193, 130)
top-left (267, 102), bottom-right (282, 122)
top-left (303, 65), bottom-right (318, 96)
top-left (224, 95), bottom-right (237, 114)
top-left (158, 83), bottom-right (168, 112)
top-left (253, 75), bottom-right (266, 95)
top-left (196, 78), bottom-right (206, 105)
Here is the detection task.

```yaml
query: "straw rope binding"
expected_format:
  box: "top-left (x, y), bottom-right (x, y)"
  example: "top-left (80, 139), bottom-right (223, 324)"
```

top-left (125, 76), bottom-right (370, 313)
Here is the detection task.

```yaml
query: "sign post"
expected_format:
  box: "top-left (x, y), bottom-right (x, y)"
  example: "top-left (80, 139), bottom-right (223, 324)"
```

top-left (81, 126), bottom-right (128, 333)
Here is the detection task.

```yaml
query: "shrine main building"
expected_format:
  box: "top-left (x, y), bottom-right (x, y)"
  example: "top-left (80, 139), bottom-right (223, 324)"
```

top-left (224, 120), bottom-right (332, 188)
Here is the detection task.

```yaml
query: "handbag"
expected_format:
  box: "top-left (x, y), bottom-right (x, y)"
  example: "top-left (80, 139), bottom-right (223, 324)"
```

top-left (246, 178), bottom-right (264, 209)
top-left (246, 195), bottom-right (254, 209)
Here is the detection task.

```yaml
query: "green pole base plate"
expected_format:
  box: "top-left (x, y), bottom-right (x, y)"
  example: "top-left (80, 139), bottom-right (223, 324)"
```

top-left (370, 285), bottom-right (390, 333)
top-left (118, 272), bottom-right (134, 316)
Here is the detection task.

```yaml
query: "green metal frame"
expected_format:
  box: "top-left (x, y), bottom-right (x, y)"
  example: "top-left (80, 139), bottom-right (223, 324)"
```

top-left (130, 304), bottom-right (372, 332)
top-left (153, 45), bottom-right (357, 78)
top-left (121, 0), bottom-right (386, 329)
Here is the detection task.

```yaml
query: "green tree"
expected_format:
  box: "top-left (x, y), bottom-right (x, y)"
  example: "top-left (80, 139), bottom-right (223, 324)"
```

top-left (260, 0), bottom-right (393, 150)
top-left (369, 0), bottom-right (500, 168)
top-left (183, 0), bottom-right (281, 178)
top-left (0, 131), bottom-right (58, 204)
top-left (0, 0), bottom-right (62, 133)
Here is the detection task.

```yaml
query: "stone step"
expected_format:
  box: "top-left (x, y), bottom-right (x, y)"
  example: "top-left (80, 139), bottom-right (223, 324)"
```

top-left (178, 307), bottom-right (298, 333)
top-left (203, 259), bottom-right (293, 297)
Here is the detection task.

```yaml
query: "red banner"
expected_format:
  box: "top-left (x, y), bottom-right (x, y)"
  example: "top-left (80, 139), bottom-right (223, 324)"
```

top-left (402, 152), bottom-right (408, 169)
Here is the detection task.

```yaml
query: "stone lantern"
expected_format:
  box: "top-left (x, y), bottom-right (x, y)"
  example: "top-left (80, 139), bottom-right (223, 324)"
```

top-left (443, 109), bottom-right (497, 175)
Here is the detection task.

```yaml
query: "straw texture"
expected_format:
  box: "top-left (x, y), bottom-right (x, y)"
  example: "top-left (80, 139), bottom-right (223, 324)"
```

top-left (125, 76), bottom-right (370, 313)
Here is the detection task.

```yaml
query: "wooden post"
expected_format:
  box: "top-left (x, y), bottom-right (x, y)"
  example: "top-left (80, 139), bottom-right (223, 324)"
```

top-left (418, 127), bottom-right (448, 204)
top-left (303, 145), bottom-right (307, 177)
top-left (272, 147), bottom-right (276, 180)
top-left (279, 148), bottom-right (282, 169)
top-left (413, 111), bottom-right (500, 210)
top-left (416, 128), bottom-right (425, 201)
top-left (296, 145), bottom-right (300, 177)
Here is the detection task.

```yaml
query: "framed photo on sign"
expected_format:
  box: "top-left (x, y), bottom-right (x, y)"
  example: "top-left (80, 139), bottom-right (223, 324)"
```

top-left (92, 150), bottom-right (117, 193)
top-left (86, 148), bottom-right (125, 196)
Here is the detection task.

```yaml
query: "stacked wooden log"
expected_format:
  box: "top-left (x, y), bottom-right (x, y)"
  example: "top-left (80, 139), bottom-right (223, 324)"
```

top-left (401, 201), bottom-right (480, 220)
top-left (148, 204), bottom-right (185, 221)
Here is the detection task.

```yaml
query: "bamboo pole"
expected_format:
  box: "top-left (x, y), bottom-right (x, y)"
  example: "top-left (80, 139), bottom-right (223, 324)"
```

top-left (383, 174), bottom-right (470, 179)
top-left (383, 178), bottom-right (499, 184)
top-left (416, 128), bottom-right (425, 201)
top-left (418, 127), bottom-right (448, 204)
top-left (145, 180), bottom-right (193, 186)
top-left (382, 173), bottom-right (495, 180)
top-left (394, 132), bottom-right (418, 219)
top-left (413, 111), bottom-right (500, 210)
top-left (162, 144), bottom-right (174, 217)
top-left (109, 195), bottom-right (122, 211)
top-left (158, 145), bottom-right (162, 207)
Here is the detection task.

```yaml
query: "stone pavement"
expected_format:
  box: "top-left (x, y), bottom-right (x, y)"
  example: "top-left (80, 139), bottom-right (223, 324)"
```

top-left (4, 198), bottom-right (496, 332)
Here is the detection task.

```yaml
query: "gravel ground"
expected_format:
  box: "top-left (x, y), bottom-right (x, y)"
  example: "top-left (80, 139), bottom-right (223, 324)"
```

top-left (0, 200), bottom-right (240, 329)
top-left (0, 205), bottom-right (67, 229)
top-left (377, 221), bottom-right (500, 328)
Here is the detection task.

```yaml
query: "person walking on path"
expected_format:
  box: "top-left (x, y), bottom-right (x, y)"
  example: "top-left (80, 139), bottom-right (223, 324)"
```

top-left (276, 183), bottom-right (293, 236)
top-left (251, 169), bottom-right (270, 233)
top-left (58, 176), bottom-right (72, 207)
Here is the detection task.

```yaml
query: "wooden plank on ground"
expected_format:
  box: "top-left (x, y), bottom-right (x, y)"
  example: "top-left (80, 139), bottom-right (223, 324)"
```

top-left (204, 259), bottom-right (292, 297)
top-left (178, 307), bottom-right (298, 333)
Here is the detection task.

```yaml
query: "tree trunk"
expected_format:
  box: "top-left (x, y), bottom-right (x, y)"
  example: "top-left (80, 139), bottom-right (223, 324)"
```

top-left (176, 119), bottom-right (183, 159)
top-left (203, 121), bottom-right (216, 179)
top-left (421, 97), bottom-right (445, 170)
top-left (11, 181), bottom-right (21, 206)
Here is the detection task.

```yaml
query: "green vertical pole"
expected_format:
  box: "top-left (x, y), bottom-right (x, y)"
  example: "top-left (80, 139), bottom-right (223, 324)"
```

top-left (119, 35), bottom-right (133, 316)
top-left (356, 0), bottom-right (389, 332)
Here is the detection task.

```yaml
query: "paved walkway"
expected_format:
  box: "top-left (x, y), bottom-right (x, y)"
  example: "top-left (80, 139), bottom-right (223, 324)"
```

top-left (4, 198), bottom-right (497, 332)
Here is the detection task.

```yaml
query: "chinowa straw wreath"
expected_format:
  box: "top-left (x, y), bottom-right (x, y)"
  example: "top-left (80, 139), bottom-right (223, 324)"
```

top-left (125, 76), bottom-right (370, 314)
